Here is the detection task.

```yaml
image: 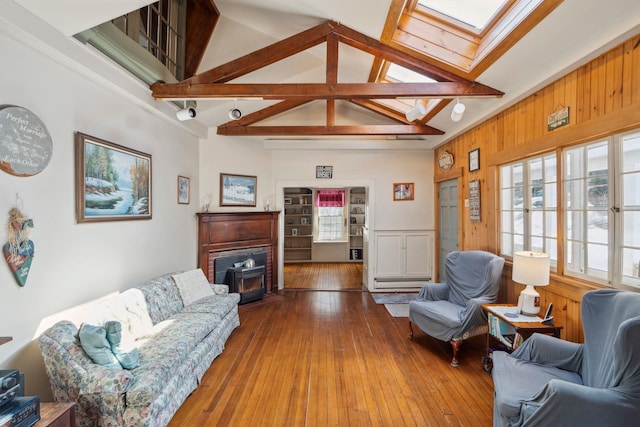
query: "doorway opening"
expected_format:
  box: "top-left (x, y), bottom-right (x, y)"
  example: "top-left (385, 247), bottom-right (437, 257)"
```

top-left (281, 185), bottom-right (369, 290)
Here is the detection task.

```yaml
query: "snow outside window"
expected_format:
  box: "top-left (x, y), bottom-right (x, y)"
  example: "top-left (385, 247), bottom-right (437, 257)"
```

top-left (500, 153), bottom-right (558, 268)
top-left (564, 130), bottom-right (640, 288)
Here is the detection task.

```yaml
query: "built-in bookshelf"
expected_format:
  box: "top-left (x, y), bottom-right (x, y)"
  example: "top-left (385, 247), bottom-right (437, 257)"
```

top-left (284, 187), bottom-right (313, 262)
top-left (349, 187), bottom-right (366, 261)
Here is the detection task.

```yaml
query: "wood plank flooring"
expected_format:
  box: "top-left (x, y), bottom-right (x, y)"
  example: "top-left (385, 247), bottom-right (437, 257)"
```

top-left (168, 263), bottom-right (494, 426)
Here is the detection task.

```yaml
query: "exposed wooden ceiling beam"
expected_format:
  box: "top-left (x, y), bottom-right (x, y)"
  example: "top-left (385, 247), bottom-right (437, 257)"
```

top-left (151, 19), bottom-right (505, 137)
top-left (152, 81), bottom-right (502, 100)
top-left (183, 21), bottom-right (336, 85)
top-left (221, 99), bottom-right (312, 127)
top-left (217, 125), bottom-right (444, 136)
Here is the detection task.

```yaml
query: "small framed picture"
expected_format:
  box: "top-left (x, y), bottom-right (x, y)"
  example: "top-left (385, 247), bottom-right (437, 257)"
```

top-left (469, 148), bottom-right (480, 172)
top-left (220, 173), bottom-right (257, 207)
top-left (284, 197), bottom-right (292, 205)
top-left (393, 182), bottom-right (414, 201)
top-left (178, 176), bottom-right (190, 204)
top-left (301, 217), bottom-right (309, 225)
top-left (292, 228), bottom-right (299, 236)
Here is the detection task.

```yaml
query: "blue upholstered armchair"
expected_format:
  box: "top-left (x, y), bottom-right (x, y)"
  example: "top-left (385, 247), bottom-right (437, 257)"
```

top-left (492, 289), bottom-right (640, 427)
top-left (408, 250), bottom-right (504, 367)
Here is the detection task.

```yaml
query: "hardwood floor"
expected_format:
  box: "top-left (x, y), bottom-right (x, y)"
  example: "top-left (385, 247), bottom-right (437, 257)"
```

top-left (283, 262), bottom-right (365, 290)
top-left (168, 263), bottom-right (494, 426)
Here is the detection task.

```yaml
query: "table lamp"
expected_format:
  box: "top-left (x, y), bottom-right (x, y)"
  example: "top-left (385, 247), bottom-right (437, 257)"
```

top-left (512, 251), bottom-right (550, 316)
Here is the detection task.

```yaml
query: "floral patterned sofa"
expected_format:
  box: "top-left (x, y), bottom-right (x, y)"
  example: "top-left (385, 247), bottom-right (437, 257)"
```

top-left (38, 271), bottom-right (240, 427)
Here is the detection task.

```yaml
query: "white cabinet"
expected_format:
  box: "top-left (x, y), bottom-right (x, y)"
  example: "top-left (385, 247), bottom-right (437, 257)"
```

top-left (373, 230), bottom-right (434, 290)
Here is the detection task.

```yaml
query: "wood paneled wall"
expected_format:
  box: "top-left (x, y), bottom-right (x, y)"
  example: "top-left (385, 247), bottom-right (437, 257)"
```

top-left (434, 33), bottom-right (640, 343)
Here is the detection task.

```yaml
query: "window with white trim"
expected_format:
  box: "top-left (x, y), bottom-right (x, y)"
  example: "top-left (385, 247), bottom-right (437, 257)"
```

top-left (500, 153), bottom-right (558, 267)
top-left (564, 130), bottom-right (640, 288)
top-left (314, 190), bottom-right (347, 242)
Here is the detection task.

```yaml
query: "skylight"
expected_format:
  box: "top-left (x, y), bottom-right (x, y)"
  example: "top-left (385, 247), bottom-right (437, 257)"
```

top-left (386, 63), bottom-right (436, 83)
top-left (418, 0), bottom-right (507, 30)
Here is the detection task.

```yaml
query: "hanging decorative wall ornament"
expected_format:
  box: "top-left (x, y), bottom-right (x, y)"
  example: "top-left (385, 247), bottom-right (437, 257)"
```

top-left (3, 195), bottom-right (34, 287)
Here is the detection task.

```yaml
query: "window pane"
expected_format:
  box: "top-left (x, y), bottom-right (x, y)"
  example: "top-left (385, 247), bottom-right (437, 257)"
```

top-left (545, 156), bottom-right (557, 181)
top-left (545, 212), bottom-right (557, 238)
top-left (622, 248), bottom-right (640, 288)
top-left (624, 212), bottom-right (640, 247)
top-left (566, 207), bottom-right (586, 242)
top-left (501, 166), bottom-right (511, 187)
top-left (565, 179), bottom-right (585, 210)
top-left (587, 143), bottom-right (608, 172)
top-left (501, 211), bottom-right (512, 233)
top-left (587, 211), bottom-right (608, 244)
top-left (587, 243), bottom-right (608, 278)
top-left (531, 211), bottom-right (543, 237)
top-left (531, 237), bottom-right (543, 253)
top-left (622, 133), bottom-right (640, 173)
top-left (545, 183), bottom-right (557, 208)
top-left (501, 233), bottom-right (513, 256)
top-left (514, 235), bottom-right (524, 253)
top-left (513, 211), bottom-right (524, 235)
top-left (623, 173), bottom-right (640, 206)
top-left (546, 238), bottom-right (558, 264)
top-left (501, 189), bottom-right (512, 210)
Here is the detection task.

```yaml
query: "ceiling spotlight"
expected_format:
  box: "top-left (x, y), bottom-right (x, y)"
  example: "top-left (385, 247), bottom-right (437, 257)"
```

top-left (176, 107), bottom-right (196, 121)
top-left (228, 108), bottom-right (242, 120)
top-left (405, 99), bottom-right (427, 122)
top-left (451, 98), bottom-right (466, 122)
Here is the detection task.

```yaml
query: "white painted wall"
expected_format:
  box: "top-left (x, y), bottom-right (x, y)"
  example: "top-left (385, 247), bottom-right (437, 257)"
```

top-left (268, 146), bottom-right (434, 288)
top-left (0, 14), bottom-right (201, 398)
top-left (0, 2), bottom-right (436, 402)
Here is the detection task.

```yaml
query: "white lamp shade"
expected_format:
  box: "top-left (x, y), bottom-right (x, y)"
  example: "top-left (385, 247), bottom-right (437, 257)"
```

top-left (512, 251), bottom-right (550, 286)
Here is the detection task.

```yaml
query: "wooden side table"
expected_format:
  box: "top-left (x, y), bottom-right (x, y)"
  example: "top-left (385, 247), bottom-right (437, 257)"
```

top-left (482, 304), bottom-right (562, 372)
top-left (37, 402), bottom-right (75, 427)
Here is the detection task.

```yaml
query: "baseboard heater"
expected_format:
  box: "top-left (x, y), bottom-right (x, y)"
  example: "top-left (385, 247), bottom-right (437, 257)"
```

top-left (375, 277), bottom-right (431, 283)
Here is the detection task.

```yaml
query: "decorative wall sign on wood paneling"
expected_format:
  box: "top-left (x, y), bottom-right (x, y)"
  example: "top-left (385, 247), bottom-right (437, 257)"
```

top-left (0, 105), bottom-right (53, 176)
top-left (469, 180), bottom-right (480, 222)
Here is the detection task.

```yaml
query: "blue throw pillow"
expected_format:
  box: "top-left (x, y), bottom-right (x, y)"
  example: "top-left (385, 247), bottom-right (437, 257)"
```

top-left (78, 323), bottom-right (122, 370)
top-left (104, 320), bottom-right (140, 369)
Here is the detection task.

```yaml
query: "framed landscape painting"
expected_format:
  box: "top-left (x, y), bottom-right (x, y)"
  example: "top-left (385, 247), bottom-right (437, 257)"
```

top-left (219, 173), bottom-right (257, 207)
top-left (75, 132), bottom-right (152, 222)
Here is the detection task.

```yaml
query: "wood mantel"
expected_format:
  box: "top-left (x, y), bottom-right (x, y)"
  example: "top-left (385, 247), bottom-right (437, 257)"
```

top-left (197, 211), bottom-right (280, 292)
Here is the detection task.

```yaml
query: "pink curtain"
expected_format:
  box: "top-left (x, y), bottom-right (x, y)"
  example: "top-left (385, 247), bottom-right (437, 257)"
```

top-left (315, 190), bottom-right (345, 207)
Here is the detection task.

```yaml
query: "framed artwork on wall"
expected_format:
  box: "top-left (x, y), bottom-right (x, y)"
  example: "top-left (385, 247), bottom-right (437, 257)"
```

top-left (219, 173), bottom-right (257, 207)
top-left (75, 132), bottom-right (151, 222)
top-left (393, 182), bottom-right (414, 201)
top-left (178, 175), bottom-right (190, 204)
top-left (469, 148), bottom-right (480, 172)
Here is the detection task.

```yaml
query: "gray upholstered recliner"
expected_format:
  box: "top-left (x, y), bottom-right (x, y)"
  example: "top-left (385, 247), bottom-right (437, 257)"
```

top-left (408, 250), bottom-right (504, 366)
top-left (492, 289), bottom-right (640, 427)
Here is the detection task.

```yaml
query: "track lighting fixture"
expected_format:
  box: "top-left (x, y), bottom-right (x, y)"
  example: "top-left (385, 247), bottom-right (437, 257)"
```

top-left (176, 107), bottom-right (196, 121)
top-left (451, 98), bottom-right (466, 122)
top-left (405, 99), bottom-right (427, 122)
top-left (228, 108), bottom-right (241, 120)
top-left (229, 100), bottom-right (242, 120)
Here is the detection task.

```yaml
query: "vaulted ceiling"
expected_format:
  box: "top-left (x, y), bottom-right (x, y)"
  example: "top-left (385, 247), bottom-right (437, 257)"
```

top-left (14, 0), bottom-right (640, 147)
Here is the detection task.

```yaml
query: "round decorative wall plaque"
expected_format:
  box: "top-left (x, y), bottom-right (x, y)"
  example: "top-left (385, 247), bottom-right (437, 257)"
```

top-left (438, 151), bottom-right (454, 171)
top-left (0, 105), bottom-right (53, 176)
